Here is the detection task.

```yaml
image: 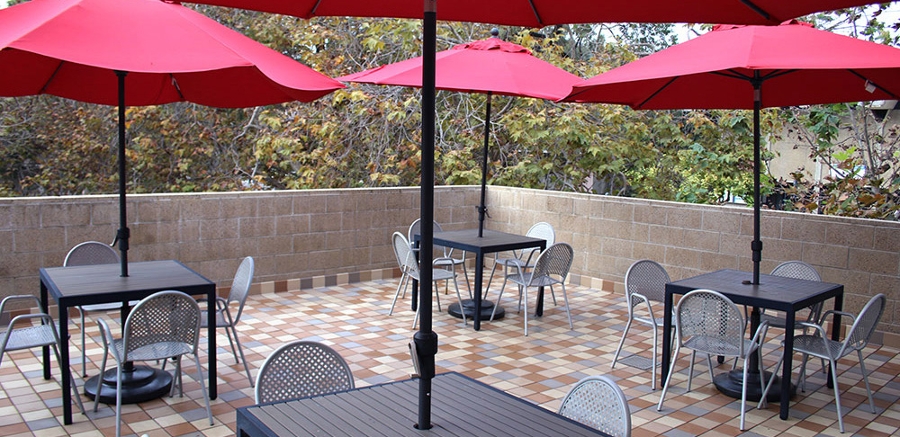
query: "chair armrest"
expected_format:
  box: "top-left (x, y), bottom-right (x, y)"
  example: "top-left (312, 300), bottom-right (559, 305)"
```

top-left (197, 296), bottom-right (229, 312)
top-left (8, 312), bottom-right (55, 328)
top-left (95, 318), bottom-right (119, 362)
top-left (749, 320), bottom-right (770, 346)
top-left (0, 295), bottom-right (43, 315)
top-left (816, 309), bottom-right (855, 325)
top-left (796, 321), bottom-right (829, 337)
top-left (629, 292), bottom-right (659, 324)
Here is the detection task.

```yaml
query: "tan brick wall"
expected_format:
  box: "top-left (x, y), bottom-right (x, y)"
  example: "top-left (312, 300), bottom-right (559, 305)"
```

top-left (2, 186), bottom-right (898, 343)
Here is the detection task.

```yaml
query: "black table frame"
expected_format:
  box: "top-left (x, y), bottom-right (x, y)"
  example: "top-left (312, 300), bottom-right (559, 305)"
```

top-left (421, 229), bottom-right (546, 331)
top-left (39, 259), bottom-right (217, 425)
top-left (236, 372), bottom-right (612, 437)
top-left (662, 269), bottom-right (843, 420)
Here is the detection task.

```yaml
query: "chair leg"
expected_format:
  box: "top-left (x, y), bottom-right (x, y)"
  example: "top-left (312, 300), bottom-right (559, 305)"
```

top-left (389, 273), bottom-right (408, 316)
top-left (93, 347), bottom-right (109, 413)
top-left (433, 280), bottom-right (442, 312)
top-left (191, 353), bottom-right (214, 426)
top-left (657, 342), bottom-right (682, 411)
top-left (115, 365), bottom-right (123, 437)
top-left (829, 359), bottom-right (844, 433)
top-left (610, 319), bottom-right (634, 370)
top-left (229, 325), bottom-right (254, 387)
top-left (523, 285), bottom-right (529, 336)
top-left (561, 283), bottom-right (573, 330)
top-left (651, 326), bottom-right (659, 390)
top-left (51, 343), bottom-right (85, 414)
top-left (484, 261), bottom-right (500, 299)
top-left (740, 355), bottom-right (750, 430)
top-left (488, 271), bottom-right (510, 322)
top-left (857, 349), bottom-right (877, 414)
top-left (77, 307), bottom-right (87, 378)
top-left (452, 277), bottom-right (467, 326)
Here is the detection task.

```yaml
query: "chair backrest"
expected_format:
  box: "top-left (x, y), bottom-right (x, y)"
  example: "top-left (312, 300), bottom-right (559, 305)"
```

top-left (526, 222), bottom-right (556, 246)
top-left (255, 340), bottom-right (355, 404)
top-left (227, 256), bottom-right (255, 323)
top-left (530, 243), bottom-right (574, 284)
top-left (842, 293), bottom-right (886, 354)
top-left (408, 219), bottom-right (452, 257)
top-left (624, 260), bottom-right (670, 305)
top-left (123, 290), bottom-right (201, 360)
top-left (675, 289), bottom-right (746, 356)
top-left (64, 241), bottom-right (119, 266)
top-left (558, 375), bottom-right (631, 437)
top-left (392, 232), bottom-right (419, 275)
top-left (770, 261), bottom-right (821, 282)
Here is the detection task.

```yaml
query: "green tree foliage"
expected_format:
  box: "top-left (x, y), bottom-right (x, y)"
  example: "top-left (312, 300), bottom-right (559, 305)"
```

top-left (1, 4), bottom-right (897, 221)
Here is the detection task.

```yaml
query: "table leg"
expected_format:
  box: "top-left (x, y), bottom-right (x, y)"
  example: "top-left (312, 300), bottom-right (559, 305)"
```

top-left (40, 282), bottom-right (51, 380)
top-left (780, 310), bottom-right (796, 420)
top-left (535, 287), bottom-right (544, 317)
top-left (473, 253), bottom-right (483, 331)
top-left (58, 301), bottom-right (72, 425)
top-left (661, 290), bottom-right (674, 384)
top-left (208, 285), bottom-right (217, 400)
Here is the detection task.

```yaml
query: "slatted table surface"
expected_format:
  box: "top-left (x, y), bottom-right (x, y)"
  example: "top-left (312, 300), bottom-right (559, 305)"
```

top-left (237, 372), bottom-right (612, 437)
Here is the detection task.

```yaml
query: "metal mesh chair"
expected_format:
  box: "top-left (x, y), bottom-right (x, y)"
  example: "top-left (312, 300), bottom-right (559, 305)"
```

top-left (506, 242), bottom-right (574, 336)
top-left (658, 289), bottom-right (768, 431)
top-left (201, 256), bottom-right (255, 386)
top-left (254, 340), bottom-right (354, 404)
top-left (408, 219), bottom-right (471, 295)
top-left (485, 222), bottom-right (556, 320)
top-left (762, 261), bottom-right (824, 329)
top-left (390, 232), bottom-right (466, 328)
top-left (760, 293), bottom-right (885, 433)
top-left (611, 259), bottom-right (671, 390)
top-left (93, 290), bottom-right (212, 437)
top-left (65, 241), bottom-right (140, 377)
top-left (0, 295), bottom-right (85, 415)
top-left (558, 375), bottom-right (631, 437)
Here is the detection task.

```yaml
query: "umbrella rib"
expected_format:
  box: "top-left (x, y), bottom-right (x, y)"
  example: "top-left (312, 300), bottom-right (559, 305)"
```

top-left (849, 70), bottom-right (900, 99)
top-left (38, 60), bottom-right (66, 95)
top-left (310, 0), bottom-right (323, 15)
top-left (527, 0), bottom-right (544, 26)
top-left (739, 0), bottom-right (771, 22)
top-left (169, 73), bottom-right (186, 100)
top-left (636, 76), bottom-right (680, 109)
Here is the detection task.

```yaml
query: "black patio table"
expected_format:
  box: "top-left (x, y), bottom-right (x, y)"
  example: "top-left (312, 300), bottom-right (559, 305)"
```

top-left (416, 229), bottom-right (546, 331)
top-left (39, 259), bottom-right (217, 425)
top-left (662, 269), bottom-right (843, 421)
top-left (236, 371), bottom-right (613, 437)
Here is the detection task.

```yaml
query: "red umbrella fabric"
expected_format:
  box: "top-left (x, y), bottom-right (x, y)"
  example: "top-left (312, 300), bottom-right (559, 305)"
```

top-left (562, 20), bottom-right (900, 284)
top-left (0, 0), bottom-right (345, 277)
top-left (188, 0), bottom-right (883, 27)
top-left (0, 0), bottom-right (343, 107)
top-left (338, 34), bottom-right (582, 236)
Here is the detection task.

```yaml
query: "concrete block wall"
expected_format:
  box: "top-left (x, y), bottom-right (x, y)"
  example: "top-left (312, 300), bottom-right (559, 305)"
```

top-left (2, 185), bottom-right (898, 343)
top-left (486, 186), bottom-right (900, 343)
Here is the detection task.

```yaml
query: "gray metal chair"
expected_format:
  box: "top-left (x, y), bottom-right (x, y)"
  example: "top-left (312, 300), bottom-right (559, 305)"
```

top-left (0, 295), bottom-right (85, 415)
top-left (408, 219), bottom-right (471, 294)
top-left (254, 340), bottom-right (354, 404)
top-left (485, 221), bottom-right (556, 320)
top-left (391, 232), bottom-right (466, 328)
top-left (64, 241), bottom-right (137, 377)
top-left (93, 290), bottom-right (213, 437)
top-left (762, 261), bottom-right (824, 329)
top-left (506, 242), bottom-right (574, 336)
top-left (558, 375), bottom-right (631, 437)
top-left (611, 259), bottom-right (671, 390)
top-left (760, 293), bottom-right (885, 433)
top-left (201, 256), bottom-right (255, 386)
top-left (658, 289), bottom-right (768, 431)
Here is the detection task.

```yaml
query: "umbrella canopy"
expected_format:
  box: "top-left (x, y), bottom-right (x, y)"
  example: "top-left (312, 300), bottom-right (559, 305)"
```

top-left (562, 20), bottom-right (900, 284)
top-left (338, 32), bottom-right (582, 236)
top-left (0, 0), bottom-right (344, 276)
top-left (186, 0), bottom-right (890, 429)
top-left (187, 0), bottom-right (883, 27)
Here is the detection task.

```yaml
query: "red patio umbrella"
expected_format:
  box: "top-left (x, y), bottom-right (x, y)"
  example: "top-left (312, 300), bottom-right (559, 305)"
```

top-left (186, 0), bottom-right (890, 429)
top-left (0, 0), bottom-right (344, 277)
top-left (563, 19), bottom-right (900, 284)
top-left (337, 31), bottom-right (582, 237)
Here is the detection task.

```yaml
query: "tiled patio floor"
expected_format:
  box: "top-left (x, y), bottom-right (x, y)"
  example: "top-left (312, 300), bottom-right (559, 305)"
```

top-left (1, 273), bottom-right (898, 436)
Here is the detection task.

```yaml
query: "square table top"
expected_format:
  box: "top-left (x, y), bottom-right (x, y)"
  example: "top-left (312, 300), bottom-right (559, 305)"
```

top-left (431, 229), bottom-right (546, 253)
top-left (237, 372), bottom-right (611, 437)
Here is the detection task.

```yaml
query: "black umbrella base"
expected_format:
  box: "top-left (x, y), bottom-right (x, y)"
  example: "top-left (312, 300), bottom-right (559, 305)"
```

top-left (84, 365), bottom-right (173, 404)
top-left (713, 369), bottom-right (793, 403)
top-left (448, 299), bottom-right (504, 320)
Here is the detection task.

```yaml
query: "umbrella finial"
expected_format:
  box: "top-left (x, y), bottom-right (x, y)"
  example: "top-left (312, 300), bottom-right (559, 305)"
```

top-left (491, 28), bottom-right (499, 38)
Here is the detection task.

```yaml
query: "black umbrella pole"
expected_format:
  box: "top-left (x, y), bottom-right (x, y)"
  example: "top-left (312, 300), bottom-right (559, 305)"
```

top-left (478, 92), bottom-right (492, 237)
top-left (415, 1), bottom-right (437, 431)
top-left (751, 80), bottom-right (762, 284)
top-left (116, 71), bottom-right (129, 277)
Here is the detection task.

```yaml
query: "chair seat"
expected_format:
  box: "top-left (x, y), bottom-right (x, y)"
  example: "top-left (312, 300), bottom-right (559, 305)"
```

top-left (80, 301), bottom-right (140, 312)
top-left (409, 268), bottom-right (457, 282)
top-left (495, 257), bottom-right (526, 268)
top-left (110, 339), bottom-right (194, 362)
top-left (508, 273), bottom-right (560, 288)
top-left (2, 324), bottom-right (59, 350)
top-left (200, 310), bottom-right (230, 328)
top-left (792, 335), bottom-right (845, 360)
top-left (682, 335), bottom-right (746, 357)
top-left (633, 315), bottom-right (666, 327)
